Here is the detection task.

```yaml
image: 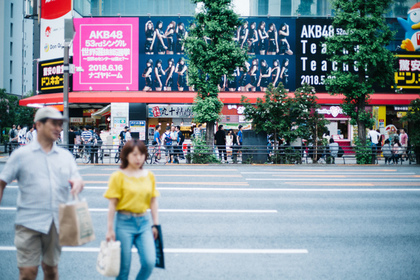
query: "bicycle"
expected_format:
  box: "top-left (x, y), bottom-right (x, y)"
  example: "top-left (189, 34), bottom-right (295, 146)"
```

top-left (407, 147), bottom-right (416, 164)
top-left (147, 144), bottom-right (160, 164)
top-left (80, 144), bottom-right (90, 164)
top-left (115, 142), bottom-right (124, 163)
top-left (98, 146), bottom-right (104, 164)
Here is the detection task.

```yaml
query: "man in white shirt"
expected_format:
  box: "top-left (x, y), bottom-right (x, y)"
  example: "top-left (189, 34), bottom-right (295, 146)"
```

top-left (0, 107), bottom-right (84, 280)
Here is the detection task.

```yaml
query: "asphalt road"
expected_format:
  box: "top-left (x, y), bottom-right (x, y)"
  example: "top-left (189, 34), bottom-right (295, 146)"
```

top-left (1, 163), bottom-right (420, 280)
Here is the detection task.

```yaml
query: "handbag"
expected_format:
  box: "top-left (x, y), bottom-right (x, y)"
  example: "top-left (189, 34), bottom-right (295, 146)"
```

top-left (154, 225), bottom-right (165, 269)
top-left (97, 240), bottom-right (121, 277)
top-left (58, 195), bottom-right (95, 246)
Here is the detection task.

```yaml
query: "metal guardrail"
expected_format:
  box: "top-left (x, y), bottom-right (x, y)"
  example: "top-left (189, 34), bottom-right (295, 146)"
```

top-left (3, 142), bottom-right (417, 165)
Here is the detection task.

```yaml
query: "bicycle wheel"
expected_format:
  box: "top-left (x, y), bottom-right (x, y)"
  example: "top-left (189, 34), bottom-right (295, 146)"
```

top-left (409, 152), bottom-right (416, 164)
top-left (115, 152), bottom-right (120, 163)
top-left (82, 150), bottom-right (90, 164)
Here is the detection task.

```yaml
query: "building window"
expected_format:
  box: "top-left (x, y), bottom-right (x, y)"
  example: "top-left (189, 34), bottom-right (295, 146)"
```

top-left (10, 23), bottom-right (13, 37)
top-left (10, 61), bottom-right (13, 74)
top-left (11, 3), bottom-right (14, 18)
top-left (10, 80), bottom-right (13, 93)
top-left (258, 0), bottom-right (268, 15)
top-left (10, 42), bottom-right (13, 56)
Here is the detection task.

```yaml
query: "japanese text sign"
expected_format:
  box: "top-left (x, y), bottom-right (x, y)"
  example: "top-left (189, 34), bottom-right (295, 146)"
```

top-left (148, 105), bottom-right (193, 118)
top-left (73, 18), bottom-right (139, 91)
top-left (38, 58), bottom-right (71, 94)
top-left (394, 54), bottom-right (420, 91)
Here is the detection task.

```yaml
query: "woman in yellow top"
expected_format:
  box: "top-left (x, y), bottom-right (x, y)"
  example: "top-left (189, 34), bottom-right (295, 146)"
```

top-left (104, 140), bottom-right (160, 280)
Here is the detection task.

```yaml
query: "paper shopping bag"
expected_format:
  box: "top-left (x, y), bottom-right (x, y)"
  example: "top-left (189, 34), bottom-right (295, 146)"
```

top-left (154, 225), bottom-right (165, 269)
top-left (59, 195), bottom-right (95, 246)
top-left (97, 241), bottom-right (121, 277)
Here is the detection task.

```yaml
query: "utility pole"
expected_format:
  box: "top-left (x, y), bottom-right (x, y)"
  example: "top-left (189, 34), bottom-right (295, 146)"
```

top-left (63, 18), bottom-right (75, 145)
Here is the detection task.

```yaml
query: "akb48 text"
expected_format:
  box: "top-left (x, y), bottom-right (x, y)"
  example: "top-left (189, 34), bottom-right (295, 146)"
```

top-left (89, 30), bottom-right (124, 39)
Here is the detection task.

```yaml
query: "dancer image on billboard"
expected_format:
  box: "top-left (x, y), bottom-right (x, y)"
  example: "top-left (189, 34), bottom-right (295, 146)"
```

top-left (155, 21), bottom-right (167, 54)
top-left (237, 21), bottom-right (249, 49)
top-left (154, 59), bottom-right (165, 91)
top-left (142, 59), bottom-right (153, 91)
top-left (228, 67), bottom-right (240, 92)
top-left (267, 23), bottom-right (278, 55)
top-left (145, 20), bottom-right (156, 54)
top-left (175, 58), bottom-right (188, 91)
top-left (278, 23), bottom-right (293, 55)
top-left (258, 21), bottom-right (268, 55)
top-left (247, 22), bottom-right (258, 55)
top-left (219, 75), bottom-right (227, 92)
top-left (164, 58), bottom-right (175, 91)
top-left (257, 59), bottom-right (271, 92)
top-left (165, 21), bottom-right (176, 55)
top-left (271, 59), bottom-right (280, 87)
top-left (176, 22), bottom-right (186, 54)
top-left (245, 58), bottom-right (259, 92)
top-left (239, 61), bottom-right (250, 91)
top-left (280, 58), bottom-right (289, 91)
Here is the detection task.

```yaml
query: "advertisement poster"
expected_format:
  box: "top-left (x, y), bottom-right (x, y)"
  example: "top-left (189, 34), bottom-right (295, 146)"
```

top-left (394, 53), bottom-right (420, 92)
top-left (138, 17), bottom-right (296, 92)
top-left (130, 120), bottom-right (146, 140)
top-left (38, 58), bottom-right (73, 94)
top-left (73, 17), bottom-right (139, 91)
top-left (40, 0), bottom-right (72, 61)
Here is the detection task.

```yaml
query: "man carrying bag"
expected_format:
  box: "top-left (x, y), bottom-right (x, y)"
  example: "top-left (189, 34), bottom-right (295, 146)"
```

top-left (0, 107), bottom-right (85, 280)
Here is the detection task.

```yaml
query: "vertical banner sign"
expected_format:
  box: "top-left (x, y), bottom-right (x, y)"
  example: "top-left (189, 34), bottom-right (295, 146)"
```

top-left (38, 58), bottom-right (73, 94)
top-left (296, 18), bottom-right (334, 92)
top-left (394, 54), bottom-right (420, 92)
top-left (40, 0), bottom-right (72, 61)
top-left (73, 18), bottom-right (139, 91)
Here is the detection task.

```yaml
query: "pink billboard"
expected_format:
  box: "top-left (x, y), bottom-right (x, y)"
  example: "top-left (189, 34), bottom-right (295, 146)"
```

top-left (73, 18), bottom-right (139, 91)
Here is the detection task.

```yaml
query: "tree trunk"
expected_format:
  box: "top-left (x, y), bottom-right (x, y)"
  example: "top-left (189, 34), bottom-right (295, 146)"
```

top-left (206, 121), bottom-right (215, 148)
top-left (358, 120), bottom-right (366, 145)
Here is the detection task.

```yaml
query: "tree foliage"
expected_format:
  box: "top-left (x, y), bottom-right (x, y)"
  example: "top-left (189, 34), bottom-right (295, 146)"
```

top-left (241, 83), bottom-right (328, 149)
top-left (0, 89), bottom-right (36, 142)
top-left (185, 0), bottom-right (248, 145)
top-left (401, 98), bottom-right (420, 148)
top-left (324, 0), bottom-right (395, 145)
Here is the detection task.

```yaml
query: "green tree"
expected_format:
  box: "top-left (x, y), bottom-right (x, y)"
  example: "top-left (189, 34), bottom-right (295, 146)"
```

top-left (185, 0), bottom-right (248, 146)
top-left (241, 83), bottom-right (327, 154)
top-left (401, 98), bottom-right (420, 151)
top-left (15, 92), bottom-right (36, 127)
top-left (0, 89), bottom-right (17, 131)
top-left (324, 0), bottom-right (395, 146)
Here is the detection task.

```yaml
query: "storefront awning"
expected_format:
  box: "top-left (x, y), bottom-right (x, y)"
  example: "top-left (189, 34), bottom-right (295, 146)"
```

top-left (91, 104), bottom-right (111, 119)
top-left (19, 91), bottom-right (420, 107)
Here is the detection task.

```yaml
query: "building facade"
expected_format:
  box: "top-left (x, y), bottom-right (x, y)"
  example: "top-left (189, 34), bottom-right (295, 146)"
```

top-left (17, 0), bottom-right (420, 146)
top-left (0, 0), bottom-right (35, 97)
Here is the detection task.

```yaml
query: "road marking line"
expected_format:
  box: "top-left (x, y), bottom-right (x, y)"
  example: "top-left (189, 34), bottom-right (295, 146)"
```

top-left (100, 168), bottom-right (238, 171)
top-left (0, 207), bottom-right (278, 213)
top-left (155, 187), bottom-right (420, 192)
top-left (84, 181), bottom-right (249, 186)
top-left (0, 246), bottom-right (307, 254)
top-left (272, 175), bottom-right (417, 178)
top-left (242, 172), bottom-right (413, 175)
top-left (246, 178), bottom-right (420, 181)
top-left (82, 174), bottom-right (243, 178)
top-left (244, 169), bottom-right (400, 172)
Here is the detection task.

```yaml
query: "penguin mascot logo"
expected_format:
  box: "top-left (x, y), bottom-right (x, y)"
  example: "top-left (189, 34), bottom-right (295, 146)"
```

top-left (398, 2), bottom-right (420, 51)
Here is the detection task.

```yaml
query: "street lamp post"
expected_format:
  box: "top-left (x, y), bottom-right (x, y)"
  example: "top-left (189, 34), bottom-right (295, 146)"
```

top-left (63, 18), bottom-right (75, 145)
top-left (63, 42), bottom-right (70, 145)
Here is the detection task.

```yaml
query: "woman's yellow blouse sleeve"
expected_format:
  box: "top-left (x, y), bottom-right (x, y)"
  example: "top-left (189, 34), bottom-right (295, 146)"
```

top-left (104, 172), bottom-right (122, 199)
top-left (150, 172), bottom-right (160, 198)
